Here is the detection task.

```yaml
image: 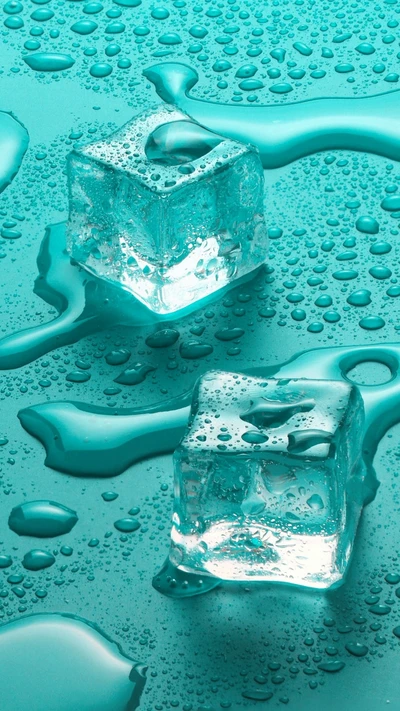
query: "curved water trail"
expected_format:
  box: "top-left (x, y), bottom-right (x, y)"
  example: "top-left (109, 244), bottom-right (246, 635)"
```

top-left (19, 341), bottom-right (400, 504)
top-left (0, 613), bottom-right (146, 711)
top-left (0, 223), bottom-right (158, 370)
top-left (143, 62), bottom-right (400, 169)
top-left (0, 111), bottom-right (29, 192)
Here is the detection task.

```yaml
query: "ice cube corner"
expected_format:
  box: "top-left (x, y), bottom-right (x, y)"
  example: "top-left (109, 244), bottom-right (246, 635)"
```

top-left (66, 104), bottom-right (267, 315)
top-left (169, 371), bottom-right (366, 589)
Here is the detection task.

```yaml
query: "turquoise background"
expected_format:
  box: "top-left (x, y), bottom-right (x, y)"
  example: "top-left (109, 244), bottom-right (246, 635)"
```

top-left (2, 0), bottom-right (400, 707)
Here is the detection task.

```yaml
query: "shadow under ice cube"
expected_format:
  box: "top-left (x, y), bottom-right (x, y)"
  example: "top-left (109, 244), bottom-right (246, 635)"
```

top-left (169, 371), bottom-right (367, 589)
top-left (66, 104), bottom-right (267, 315)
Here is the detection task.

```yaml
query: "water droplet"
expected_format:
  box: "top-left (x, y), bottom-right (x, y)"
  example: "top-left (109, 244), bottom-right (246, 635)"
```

top-left (101, 491), bottom-right (119, 501)
top-left (242, 689), bottom-right (273, 701)
top-left (114, 517), bottom-right (140, 533)
top-left (370, 241), bottom-right (391, 255)
top-left (345, 642), bottom-right (368, 657)
top-left (214, 328), bottom-right (244, 342)
top-left (359, 316), bottom-right (385, 330)
top-left (239, 79), bottom-right (264, 91)
top-left (369, 603), bottom-right (391, 615)
top-left (114, 363), bottom-right (155, 385)
top-left (8, 500), bottom-right (78, 537)
top-left (105, 348), bottom-right (131, 365)
top-left (179, 341), bottom-right (213, 359)
top-left (71, 19), bottom-right (97, 34)
top-left (241, 431), bottom-right (268, 444)
top-left (158, 32), bottom-right (182, 45)
top-left (90, 62), bottom-right (113, 77)
top-left (22, 549), bottom-right (55, 571)
top-left (0, 555), bottom-right (13, 568)
top-left (356, 216), bottom-right (379, 234)
top-left (30, 7), bottom-right (53, 20)
top-left (23, 52), bottom-right (75, 72)
top-left (317, 660), bottom-right (345, 673)
top-left (381, 195), bottom-right (400, 211)
top-left (269, 82), bottom-right (293, 94)
top-left (369, 266), bottom-right (392, 280)
top-left (356, 42), bottom-right (375, 54)
top-left (385, 573), bottom-right (400, 584)
top-left (347, 290), bottom-right (371, 307)
top-left (113, 0), bottom-right (140, 5)
top-left (293, 41), bottom-right (312, 56)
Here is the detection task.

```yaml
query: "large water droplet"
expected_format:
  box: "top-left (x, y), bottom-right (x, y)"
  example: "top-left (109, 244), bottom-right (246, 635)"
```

top-left (22, 549), bottom-right (56, 571)
top-left (23, 53), bottom-right (75, 71)
top-left (8, 500), bottom-right (78, 537)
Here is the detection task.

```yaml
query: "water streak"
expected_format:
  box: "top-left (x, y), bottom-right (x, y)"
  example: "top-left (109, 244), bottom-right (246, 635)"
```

top-left (19, 394), bottom-right (191, 477)
top-left (144, 62), bottom-right (400, 169)
top-left (0, 223), bottom-right (157, 370)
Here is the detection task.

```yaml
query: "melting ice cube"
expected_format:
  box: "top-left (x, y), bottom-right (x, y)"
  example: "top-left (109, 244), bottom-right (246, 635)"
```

top-left (67, 104), bottom-right (267, 315)
top-left (168, 371), bottom-right (366, 589)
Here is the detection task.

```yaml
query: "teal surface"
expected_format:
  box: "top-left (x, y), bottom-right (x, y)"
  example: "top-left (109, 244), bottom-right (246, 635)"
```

top-left (2, 0), bottom-right (400, 707)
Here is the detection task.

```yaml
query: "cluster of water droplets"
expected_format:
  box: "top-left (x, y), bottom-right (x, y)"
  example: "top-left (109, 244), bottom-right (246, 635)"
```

top-left (1, 0), bottom-right (400, 103)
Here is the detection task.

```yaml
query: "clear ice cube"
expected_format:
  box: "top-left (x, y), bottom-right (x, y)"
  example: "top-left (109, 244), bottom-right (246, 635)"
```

top-left (66, 104), bottom-right (267, 315)
top-left (169, 371), bottom-right (366, 589)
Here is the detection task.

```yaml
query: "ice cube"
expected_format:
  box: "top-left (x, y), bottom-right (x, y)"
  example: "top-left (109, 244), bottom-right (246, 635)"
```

top-left (169, 371), bottom-right (366, 589)
top-left (66, 104), bottom-right (267, 315)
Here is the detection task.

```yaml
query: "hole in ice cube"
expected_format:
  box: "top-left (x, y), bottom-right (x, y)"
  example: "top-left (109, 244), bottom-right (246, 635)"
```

top-left (145, 120), bottom-right (223, 166)
top-left (344, 360), bottom-right (393, 386)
